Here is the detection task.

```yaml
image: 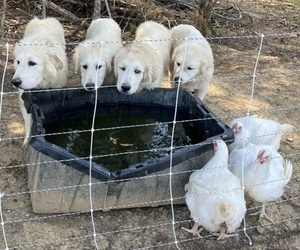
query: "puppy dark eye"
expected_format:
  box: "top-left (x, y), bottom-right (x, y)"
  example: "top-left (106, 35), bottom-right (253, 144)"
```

top-left (177, 62), bottom-right (181, 66)
top-left (120, 66), bottom-right (126, 71)
top-left (134, 69), bottom-right (141, 74)
top-left (82, 65), bottom-right (88, 70)
top-left (96, 65), bottom-right (102, 70)
top-left (16, 60), bottom-right (20, 65)
top-left (187, 67), bottom-right (193, 70)
top-left (28, 61), bottom-right (36, 66)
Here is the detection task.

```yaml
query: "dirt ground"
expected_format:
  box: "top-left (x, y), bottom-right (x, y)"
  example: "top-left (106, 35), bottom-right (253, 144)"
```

top-left (0, 0), bottom-right (299, 249)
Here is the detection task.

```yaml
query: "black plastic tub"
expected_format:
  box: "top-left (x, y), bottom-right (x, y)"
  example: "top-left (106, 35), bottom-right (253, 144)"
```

top-left (23, 87), bottom-right (233, 213)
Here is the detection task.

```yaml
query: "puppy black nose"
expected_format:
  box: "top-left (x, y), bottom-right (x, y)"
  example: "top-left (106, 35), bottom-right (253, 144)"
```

top-left (121, 84), bottom-right (131, 92)
top-left (85, 82), bottom-right (95, 91)
top-left (12, 77), bottom-right (22, 88)
top-left (174, 76), bottom-right (182, 84)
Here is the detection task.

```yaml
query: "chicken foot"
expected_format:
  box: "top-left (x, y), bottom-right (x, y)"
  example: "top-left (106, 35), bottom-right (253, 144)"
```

top-left (249, 202), bottom-right (274, 223)
top-left (182, 223), bottom-right (203, 237)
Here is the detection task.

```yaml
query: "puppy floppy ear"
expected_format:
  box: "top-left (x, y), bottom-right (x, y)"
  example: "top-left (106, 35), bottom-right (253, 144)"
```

top-left (172, 45), bottom-right (183, 64)
top-left (114, 55), bottom-right (119, 77)
top-left (49, 54), bottom-right (64, 71)
top-left (199, 58), bottom-right (214, 82)
top-left (106, 57), bottom-right (112, 73)
top-left (169, 53), bottom-right (175, 77)
top-left (171, 48), bottom-right (177, 62)
top-left (45, 57), bottom-right (58, 80)
top-left (13, 59), bottom-right (19, 70)
top-left (200, 59), bottom-right (208, 76)
top-left (142, 65), bottom-right (152, 85)
top-left (73, 47), bottom-right (80, 74)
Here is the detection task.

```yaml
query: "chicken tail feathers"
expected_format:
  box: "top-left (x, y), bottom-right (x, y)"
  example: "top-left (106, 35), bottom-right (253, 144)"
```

top-left (184, 183), bottom-right (189, 192)
top-left (281, 124), bottom-right (294, 133)
top-left (283, 160), bottom-right (293, 184)
top-left (215, 201), bottom-right (234, 221)
top-left (219, 202), bottom-right (231, 215)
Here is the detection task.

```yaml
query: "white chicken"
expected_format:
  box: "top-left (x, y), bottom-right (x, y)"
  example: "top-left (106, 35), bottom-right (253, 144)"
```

top-left (228, 143), bottom-right (274, 183)
top-left (228, 116), bottom-right (294, 152)
top-left (243, 147), bottom-right (293, 222)
top-left (182, 138), bottom-right (246, 240)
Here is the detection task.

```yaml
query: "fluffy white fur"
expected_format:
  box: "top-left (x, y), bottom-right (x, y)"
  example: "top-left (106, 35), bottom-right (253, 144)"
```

top-left (12, 17), bottom-right (68, 145)
top-left (73, 18), bottom-right (123, 90)
top-left (12, 17), bottom-right (68, 90)
top-left (114, 21), bottom-right (171, 95)
top-left (170, 24), bottom-right (214, 101)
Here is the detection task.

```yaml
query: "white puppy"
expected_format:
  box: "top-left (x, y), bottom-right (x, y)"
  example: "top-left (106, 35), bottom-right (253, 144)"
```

top-left (12, 17), bottom-right (68, 90)
top-left (12, 17), bottom-right (68, 145)
top-left (73, 18), bottom-right (122, 91)
top-left (114, 21), bottom-right (171, 95)
top-left (170, 24), bottom-right (214, 101)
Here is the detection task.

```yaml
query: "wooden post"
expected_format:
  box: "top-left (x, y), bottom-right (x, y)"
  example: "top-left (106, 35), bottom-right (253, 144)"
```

top-left (41, 0), bottom-right (47, 18)
top-left (93, 0), bottom-right (101, 19)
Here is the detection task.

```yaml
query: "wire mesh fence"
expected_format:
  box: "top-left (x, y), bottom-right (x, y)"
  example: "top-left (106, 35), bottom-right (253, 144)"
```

top-left (0, 0), bottom-right (299, 249)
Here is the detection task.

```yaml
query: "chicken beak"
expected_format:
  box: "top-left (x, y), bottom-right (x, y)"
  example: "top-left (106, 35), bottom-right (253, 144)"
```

top-left (213, 141), bottom-right (217, 151)
top-left (232, 123), bottom-right (238, 133)
top-left (256, 150), bottom-right (266, 164)
top-left (213, 137), bottom-right (221, 151)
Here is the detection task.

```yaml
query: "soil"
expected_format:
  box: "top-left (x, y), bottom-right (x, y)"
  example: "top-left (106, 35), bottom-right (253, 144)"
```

top-left (0, 1), bottom-right (299, 249)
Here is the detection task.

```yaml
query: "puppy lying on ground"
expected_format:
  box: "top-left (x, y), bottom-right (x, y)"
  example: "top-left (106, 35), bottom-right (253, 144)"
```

top-left (73, 18), bottom-right (122, 91)
top-left (11, 17), bottom-right (68, 145)
top-left (114, 21), bottom-right (171, 95)
top-left (170, 24), bottom-right (214, 101)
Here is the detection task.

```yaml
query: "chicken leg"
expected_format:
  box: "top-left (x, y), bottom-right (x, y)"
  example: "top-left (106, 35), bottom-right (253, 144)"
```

top-left (249, 202), bottom-right (274, 223)
top-left (182, 223), bottom-right (203, 237)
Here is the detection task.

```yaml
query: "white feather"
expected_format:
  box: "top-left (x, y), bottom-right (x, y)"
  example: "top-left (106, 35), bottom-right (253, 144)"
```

top-left (245, 147), bottom-right (293, 208)
top-left (184, 139), bottom-right (246, 239)
top-left (228, 116), bottom-right (294, 152)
